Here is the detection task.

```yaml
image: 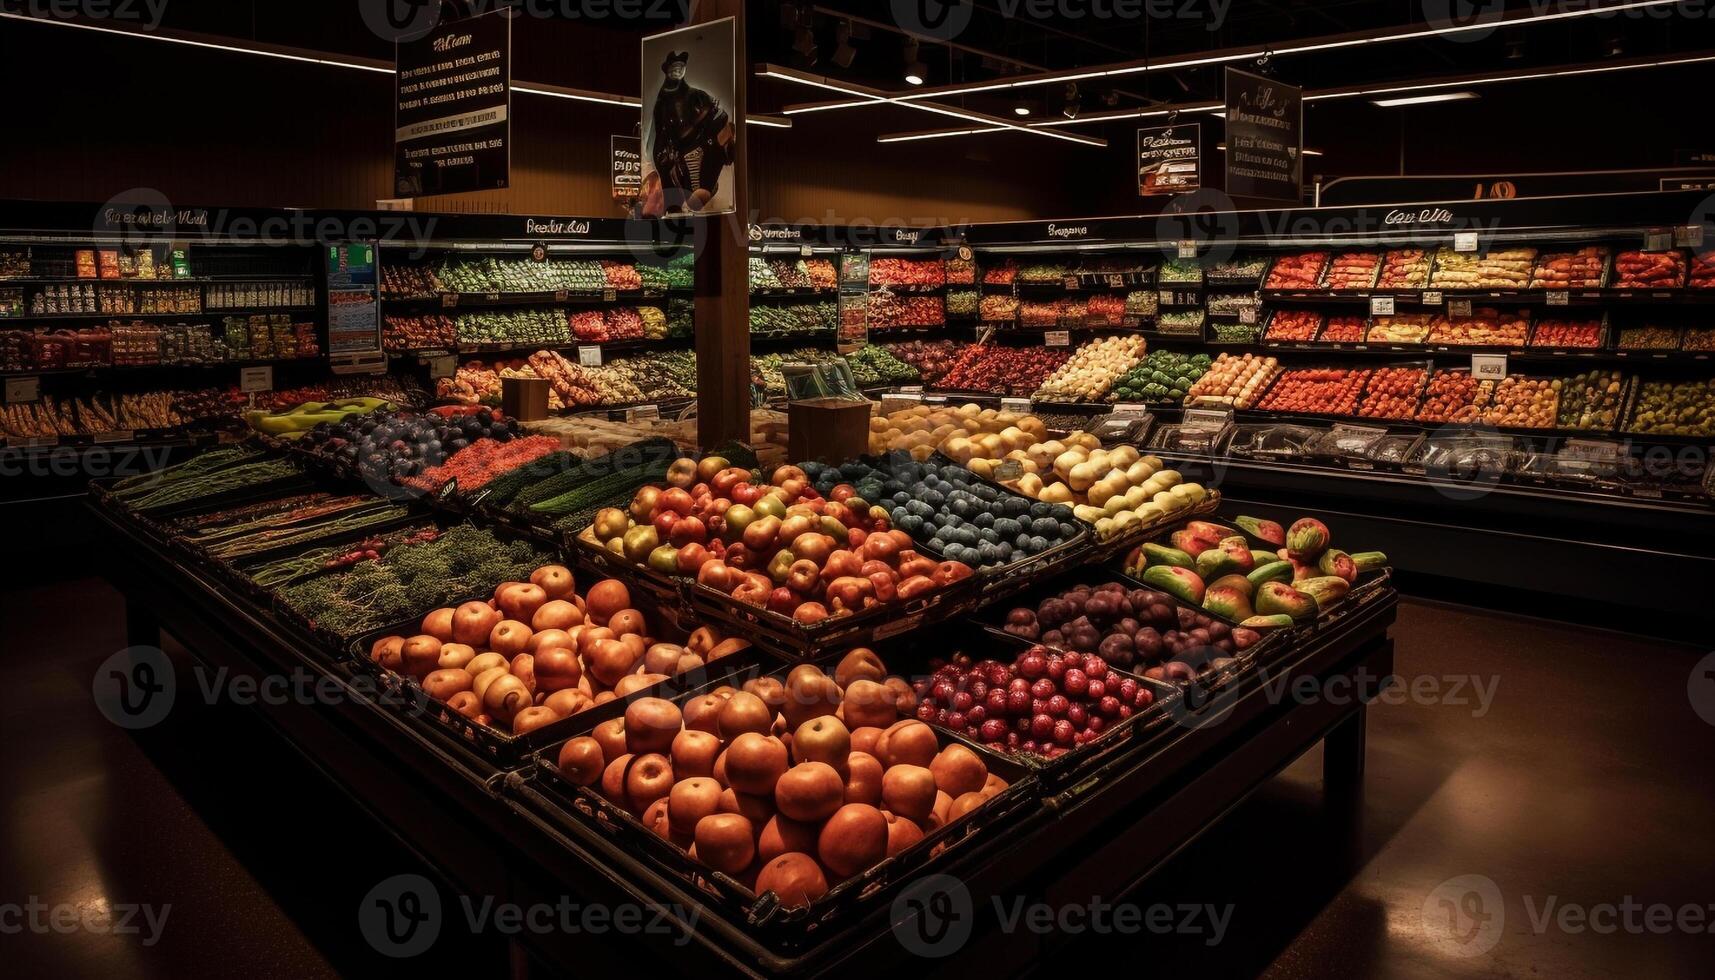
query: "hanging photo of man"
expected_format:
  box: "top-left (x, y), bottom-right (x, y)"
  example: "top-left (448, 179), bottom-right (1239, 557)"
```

top-left (639, 19), bottom-right (737, 217)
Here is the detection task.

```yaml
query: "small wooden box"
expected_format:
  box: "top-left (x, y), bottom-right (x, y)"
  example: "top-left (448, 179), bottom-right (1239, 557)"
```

top-left (788, 398), bottom-right (872, 464)
top-left (501, 376), bottom-right (551, 422)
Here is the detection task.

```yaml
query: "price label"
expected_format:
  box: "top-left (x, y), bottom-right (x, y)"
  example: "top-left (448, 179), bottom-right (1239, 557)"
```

top-left (578, 345), bottom-right (602, 366)
top-left (1159, 289), bottom-right (1176, 306)
top-left (5, 375), bottom-right (40, 403)
top-left (427, 354), bottom-right (456, 379)
top-left (94, 430), bottom-right (134, 444)
top-left (1112, 402), bottom-right (1151, 417)
top-left (441, 293), bottom-right (459, 308)
top-left (1063, 276), bottom-right (1080, 291)
top-left (1644, 228), bottom-right (1673, 252)
top-left (1001, 397), bottom-right (1032, 413)
top-left (1421, 290), bottom-right (1444, 305)
top-left (1546, 290), bottom-right (1570, 307)
top-left (1044, 330), bottom-right (1071, 347)
top-left (1676, 225), bottom-right (1705, 248)
top-left (1177, 240), bottom-right (1198, 259)
top-left (899, 385), bottom-right (924, 393)
top-left (1471, 353), bottom-right (1508, 381)
top-left (1449, 298), bottom-right (1473, 317)
top-left (553, 290), bottom-right (569, 303)
top-left (1453, 232), bottom-right (1479, 253)
top-left (1369, 295), bottom-right (1396, 316)
top-left (1237, 307), bottom-right (1258, 325)
top-left (800, 244), bottom-right (814, 258)
top-left (239, 365), bottom-right (274, 393)
top-left (625, 404), bottom-right (661, 422)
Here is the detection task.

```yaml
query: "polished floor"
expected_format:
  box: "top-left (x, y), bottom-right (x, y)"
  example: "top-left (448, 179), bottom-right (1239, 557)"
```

top-left (3, 578), bottom-right (1712, 978)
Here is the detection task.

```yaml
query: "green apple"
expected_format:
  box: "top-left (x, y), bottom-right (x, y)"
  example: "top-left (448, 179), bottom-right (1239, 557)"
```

top-left (648, 544), bottom-right (682, 574)
top-left (622, 524), bottom-right (660, 564)
top-left (753, 493), bottom-right (787, 521)
top-left (723, 503), bottom-right (756, 542)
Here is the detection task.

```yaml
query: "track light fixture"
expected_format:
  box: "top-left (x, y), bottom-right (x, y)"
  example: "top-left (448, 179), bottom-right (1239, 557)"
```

top-left (903, 38), bottom-right (927, 85)
top-left (1062, 82), bottom-right (1080, 119)
top-left (832, 20), bottom-right (856, 68)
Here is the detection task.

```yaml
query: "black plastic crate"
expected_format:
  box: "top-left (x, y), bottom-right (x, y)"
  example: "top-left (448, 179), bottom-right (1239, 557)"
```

top-left (520, 662), bottom-right (1039, 955)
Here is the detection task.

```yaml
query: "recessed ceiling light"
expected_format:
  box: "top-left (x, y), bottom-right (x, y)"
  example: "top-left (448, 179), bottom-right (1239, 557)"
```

top-left (1371, 90), bottom-right (1480, 106)
top-left (1014, 104), bottom-right (1032, 116)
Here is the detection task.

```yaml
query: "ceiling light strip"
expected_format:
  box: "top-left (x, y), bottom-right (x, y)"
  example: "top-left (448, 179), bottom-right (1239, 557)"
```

top-left (759, 66), bottom-right (1105, 146)
top-left (878, 49), bottom-right (1715, 141)
top-left (781, 0), bottom-right (1679, 113)
top-left (3, 12), bottom-right (788, 126)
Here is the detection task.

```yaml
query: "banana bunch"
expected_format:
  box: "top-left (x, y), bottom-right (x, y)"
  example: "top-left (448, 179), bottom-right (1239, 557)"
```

top-left (245, 397), bottom-right (393, 437)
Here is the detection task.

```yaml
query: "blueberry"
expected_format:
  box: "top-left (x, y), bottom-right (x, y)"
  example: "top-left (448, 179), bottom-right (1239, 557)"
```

top-left (973, 511), bottom-right (995, 529)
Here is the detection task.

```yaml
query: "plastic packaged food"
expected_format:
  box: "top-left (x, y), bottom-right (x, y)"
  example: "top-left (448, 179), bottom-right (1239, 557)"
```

top-left (1226, 423), bottom-right (1320, 459)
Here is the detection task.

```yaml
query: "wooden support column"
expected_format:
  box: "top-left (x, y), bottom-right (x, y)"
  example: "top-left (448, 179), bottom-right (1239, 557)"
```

top-left (692, 0), bottom-right (751, 449)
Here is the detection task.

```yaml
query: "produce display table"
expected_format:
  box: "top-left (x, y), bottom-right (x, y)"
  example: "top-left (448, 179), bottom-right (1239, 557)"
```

top-left (92, 496), bottom-right (1395, 979)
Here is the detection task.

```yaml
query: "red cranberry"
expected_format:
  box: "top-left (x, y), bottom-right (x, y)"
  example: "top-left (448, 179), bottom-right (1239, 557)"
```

top-left (1046, 694), bottom-right (1070, 718)
top-left (1052, 719), bottom-right (1075, 745)
top-left (1073, 730), bottom-right (1092, 745)
top-left (985, 690), bottom-right (1009, 715)
top-left (1118, 679), bottom-right (1139, 703)
top-left (1116, 704), bottom-right (1132, 719)
top-left (1104, 671), bottom-right (1123, 688)
top-left (952, 691), bottom-right (975, 712)
top-left (1005, 732), bottom-right (1022, 749)
top-left (981, 719), bottom-right (1008, 742)
top-left (1087, 715), bottom-right (1107, 734)
top-left (966, 705), bottom-right (987, 725)
top-left (916, 703), bottom-right (939, 722)
top-left (1030, 678), bottom-right (1056, 699)
top-left (1017, 652), bottom-right (1047, 679)
top-left (967, 679), bottom-right (989, 700)
top-left (936, 708), bottom-right (951, 725)
top-left (1030, 713), bottom-right (1054, 738)
top-left (931, 680), bottom-right (956, 702)
top-left (1006, 690), bottom-right (1031, 715)
top-left (1031, 698), bottom-right (1048, 716)
top-left (1008, 677), bottom-right (1032, 694)
top-left (1085, 679), bottom-right (1106, 701)
top-left (1083, 656), bottom-right (1108, 679)
top-left (945, 711), bottom-right (966, 730)
top-left (1098, 695), bottom-right (1121, 717)
top-left (986, 665), bottom-right (1011, 687)
top-left (1046, 657), bottom-right (1068, 681)
top-left (1063, 669), bottom-right (1089, 697)
top-left (1066, 703), bottom-right (1088, 727)
top-left (1133, 688), bottom-right (1154, 709)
